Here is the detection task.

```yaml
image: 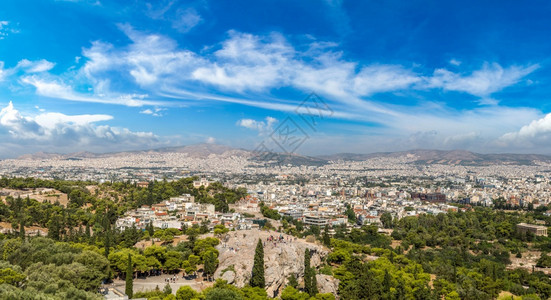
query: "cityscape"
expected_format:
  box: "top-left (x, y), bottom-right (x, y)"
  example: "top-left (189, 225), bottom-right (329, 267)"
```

top-left (2, 1), bottom-right (551, 300)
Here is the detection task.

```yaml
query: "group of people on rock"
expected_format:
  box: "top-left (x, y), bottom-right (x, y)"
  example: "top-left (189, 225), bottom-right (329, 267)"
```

top-left (264, 234), bottom-right (296, 247)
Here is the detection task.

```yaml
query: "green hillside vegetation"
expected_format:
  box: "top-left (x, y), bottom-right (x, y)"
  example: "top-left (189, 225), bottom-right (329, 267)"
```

top-left (1, 177), bottom-right (551, 299)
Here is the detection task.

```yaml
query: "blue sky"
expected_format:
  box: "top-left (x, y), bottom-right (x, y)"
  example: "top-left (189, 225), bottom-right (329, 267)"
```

top-left (1, 0), bottom-right (551, 157)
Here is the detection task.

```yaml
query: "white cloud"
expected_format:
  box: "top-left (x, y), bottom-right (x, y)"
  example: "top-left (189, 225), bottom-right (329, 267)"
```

top-left (206, 136), bottom-right (216, 144)
top-left (18, 26), bottom-right (537, 124)
top-left (353, 65), bottom-right (420, 95)
top-left (0, 21), bottom-right (18, 39)
top-left (0, 101), bottom-right (159, 156)
top-left (140, 107), bottom-right (165, 117)
top-left (0, 59), bottom-right (55, 82)
top-left (0, 62), bottom-right (7, 81)
top-left (426, 62), bottom-right (539, 97)
top-left (34, 112), bottom-right (113, 129)
top-left (499, 113), bottom-right (551, 150)
top-left (191, 31), bottom-right (422, 105)
top-left (192, 31), bottom-right (294, 92)
top-left (16, 59), bottom-right (56, 73)
top-left (55, 0), bottom-right (101, 5)
top-left (171, 8), bottom-right (202, 33)
top-left (20, 75), bottom-right (162, 107)
top-left (146, 2), bottom-right (202, 33)
top-left (82, 24), bottom-right (205, 90)
top-left (8, 26), bottom-right (544, 153)
top-left (237, 116), bottom-right (278, 135)
top-left (449, 59), bottom-right (461, 66)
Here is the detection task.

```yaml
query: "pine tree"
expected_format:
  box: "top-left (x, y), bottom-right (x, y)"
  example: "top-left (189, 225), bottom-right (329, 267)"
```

top-left (304, 249), bottom-right (312, 294)
top-left (310, 268), bottom-right (318, 296)
top-left (322, 224), bottom-right (331, 247)
top-left (356, 267), bottom-right (382, 299)
top-left (147, 222), bottom-right (154, 236)
top-left (163, 282), bottom-right (172, 295)
top-left (250, 239), bottom-right (265, 288)
top-left (104, 227), bottom-right (111, 259)
top-left (85, 222), bottom-right (91, 241)
top-left (203, 251), bottom-right (218, 281)
top-left (383, 269), bottom-right (392, 299)
top-left (19, 219), bottom-right (25, 239)
top-left (287, 274), bottom-right (298, 289)
top-left (126, 253), bottom-right (133, 298)
top-left (395, 278), bottom-right (406, 300)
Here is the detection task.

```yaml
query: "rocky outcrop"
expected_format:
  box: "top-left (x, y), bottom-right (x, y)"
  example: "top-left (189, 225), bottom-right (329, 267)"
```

top-left (214, 229), bottom-right (329, 297)
top-left (316, 274), bottom-right (339, 295)
top-left (221, 270), bottom-right (236, 284)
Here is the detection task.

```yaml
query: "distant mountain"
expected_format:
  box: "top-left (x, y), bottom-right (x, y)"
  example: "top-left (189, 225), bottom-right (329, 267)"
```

top-left (16, 146), bottom-right (551, 166)
top-left (17, 144), bottom-right (250, 160)
top-left (17, 152), bottom-right (66, 160)
top-left (319, 149), bottom-right (551, 165)
top-left (250, 151), bottom-right (328, 166)
top-left (141, 144), bottom-right (250, 158)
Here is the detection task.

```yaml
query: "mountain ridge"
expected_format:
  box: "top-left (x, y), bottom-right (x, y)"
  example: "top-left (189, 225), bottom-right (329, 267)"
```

top-left (14, 144), bottom-right (551, 166)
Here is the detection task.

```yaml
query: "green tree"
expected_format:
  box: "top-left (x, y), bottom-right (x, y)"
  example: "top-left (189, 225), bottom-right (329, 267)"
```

top-left (250, 239), bottom-right (265, 288)
top-left (163, 283), bottom-right (172, 295)
top-left (380, 212), bottom-right (393, 229)
top-left (288, 273), bottom-right (299, 289)
top-left (382, 269), bottom-right (391, 299)
top-left (323, 225), bottom-right (331, 247)
top-left (280, 286), bottom-right (310, 300)
top-left (0, 266), bottom-right (25, 286)
top-left (164, 251), bottom-right (182, 273)
top-left (176, 286), bottom-right (200, 300)
top-left (126, 253), bottom-right (133, 299)
top-left (204, 287), bottom-right (243, 300)
top-left (310, 269), bottom-right (318, 296)
top-left (203, 250), bottom-right (219, 281)
top-left (214, 224), bottom-right (230, 237)
top-left (182, 256), bottom-right (199, 277)
top-left (147, 222), bottom-right (155, 236)
top-left (345, 204), bottom-right (356, 223)
top-left (537, 252), bottom-right (551, 268)
top-left (304, 249), bottom-right (312, 295)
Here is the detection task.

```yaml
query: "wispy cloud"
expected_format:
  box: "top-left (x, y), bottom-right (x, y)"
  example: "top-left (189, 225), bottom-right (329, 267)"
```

top-left (140, 107), bottom-right (166, 117)
top-left (323, 0), bottom-right (352, 36)
top-left (54, 0), bottom-right (101, 5)
top-left (171, 8), bottom-right (202, 33)
top-left (10, 26), bottom-right (544, 154)
top-left (16, 59), bottom-right (56, 73)
top-left (1, 59), bottom-right (56, 81)
top-left (145, 1), bottom-right (202, 33)
top-left (425, 62), bottom-right (539, 97)
top-left (19, 26), bottom-right (537, 120)
top-left (0, 20), bottom-right (19, 40)
top-left (20, 75), bottom-right (164, 107)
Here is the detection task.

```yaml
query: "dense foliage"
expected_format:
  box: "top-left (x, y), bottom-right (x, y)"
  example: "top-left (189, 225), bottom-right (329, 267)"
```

top-left (2, 177), bottom-right (551, 299)
top-left (320, 208), bottom-right (551, 300)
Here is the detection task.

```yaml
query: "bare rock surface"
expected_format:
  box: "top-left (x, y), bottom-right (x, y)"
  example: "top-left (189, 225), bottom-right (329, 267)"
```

top-left (316, 274), bottom-right (339, 295)
top-left (214, 229), bottom-right (329, 297)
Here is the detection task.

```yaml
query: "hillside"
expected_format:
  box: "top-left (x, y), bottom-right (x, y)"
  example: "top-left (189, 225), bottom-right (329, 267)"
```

top-left (16, 144), bottom-right (551, 166)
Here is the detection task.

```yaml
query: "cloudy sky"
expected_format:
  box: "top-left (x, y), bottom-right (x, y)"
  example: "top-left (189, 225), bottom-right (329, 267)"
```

top-left (1, 0), bottom-right (551, 157)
